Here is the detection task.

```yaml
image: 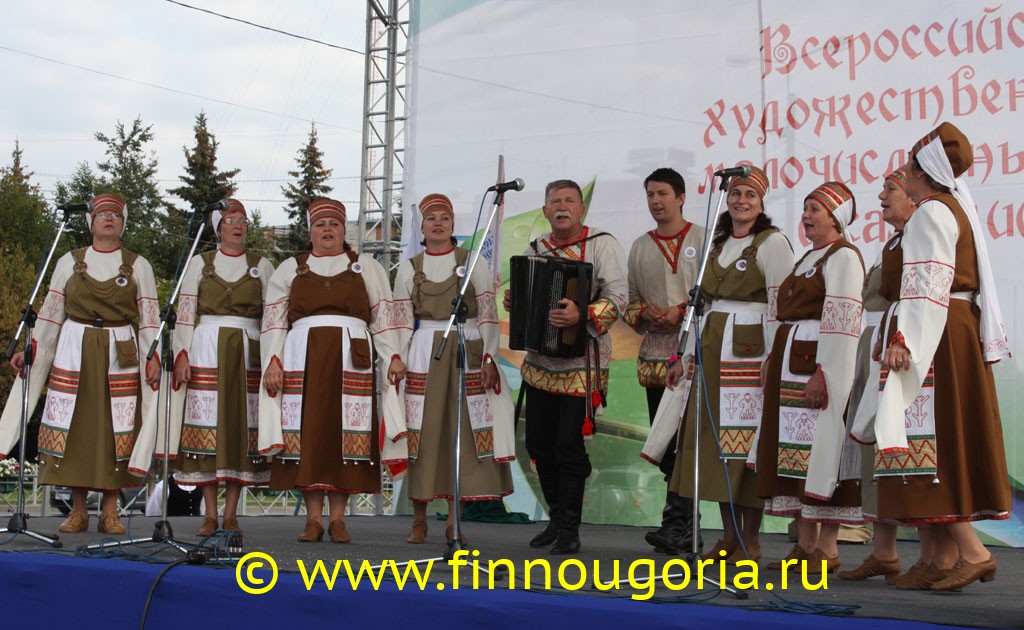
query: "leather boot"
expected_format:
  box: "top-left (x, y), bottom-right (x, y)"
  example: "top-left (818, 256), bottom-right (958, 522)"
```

top-left (644, 491), bottom-right (701, 555)
top-left (529, 470), bottom-right (560, 548)
top-left (550, 476), bottom-right (585, 555)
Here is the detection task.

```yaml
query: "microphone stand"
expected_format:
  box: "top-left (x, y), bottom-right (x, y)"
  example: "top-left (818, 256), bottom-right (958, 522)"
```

top-left (0, 208), bottom-right (76, 548)
top-left (431, 187), bottom-right (507, 566)
top-left (85, 208), bottom-right (215, 555)
top-left (622, 174), bottom-right (747, 598)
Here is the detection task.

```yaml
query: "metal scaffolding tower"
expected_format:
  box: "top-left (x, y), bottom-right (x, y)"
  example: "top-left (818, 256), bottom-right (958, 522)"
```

top-left (357, 0), bottom-right (408, 273)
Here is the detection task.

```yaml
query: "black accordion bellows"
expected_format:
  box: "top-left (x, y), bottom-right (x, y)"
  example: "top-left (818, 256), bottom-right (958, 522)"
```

top-left (508, 255), bottom-right (593, 358)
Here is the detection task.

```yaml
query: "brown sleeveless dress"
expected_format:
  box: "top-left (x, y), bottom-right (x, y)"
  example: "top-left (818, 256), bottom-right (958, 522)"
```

top-left (269, 251), bottom-right (381, 493)
top-left (38, 248), bottom-right (142, 491)
top-left (875, 194), bottom-right (1010, 523)
top-left (756, 241), bottom-right (862, 511)
top-left (671, 229), bottom-right (776, 509)
top-left (178, 250), bottom-right (268, 482)
top-left (406, 249), bottom-right (513, 501)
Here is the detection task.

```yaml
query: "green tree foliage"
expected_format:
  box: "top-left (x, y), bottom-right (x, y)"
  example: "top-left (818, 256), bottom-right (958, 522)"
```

top-left (94, 117), bottom-right (181, 279)
top-left (168, 111), bottom-right (240, 254)
top-left (0, 145), bottom-right (51, 410)
top-left (53, 161), bottom-right (102, 253)
top-left (0, 142), bottom-right (51, 265)
top-left (245, 209), bottom-right (278, 263)
top-left (280, 123), bottom-right (333, 256)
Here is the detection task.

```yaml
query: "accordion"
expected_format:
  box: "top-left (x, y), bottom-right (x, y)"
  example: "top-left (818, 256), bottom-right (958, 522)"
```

top-left (508, 255), bottom-right (594, 358)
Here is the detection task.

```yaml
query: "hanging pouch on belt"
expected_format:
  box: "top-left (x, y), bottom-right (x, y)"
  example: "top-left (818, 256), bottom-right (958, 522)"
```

top-left (350, 337), bottom-right (372, 369)
top-left (732, 323), bottom-right (765, 358)
top-left (116, 337), bottom-right (140, 369)
top-left (788, 339), bottom-right (818, 375)
top-left (464, 338), bottom-right (484, 369)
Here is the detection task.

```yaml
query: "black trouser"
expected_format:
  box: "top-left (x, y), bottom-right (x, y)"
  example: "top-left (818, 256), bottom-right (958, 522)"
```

top-left (645, 386), bottom-right (676, 479)
top-left (524, 384), bottom-right (592, 480)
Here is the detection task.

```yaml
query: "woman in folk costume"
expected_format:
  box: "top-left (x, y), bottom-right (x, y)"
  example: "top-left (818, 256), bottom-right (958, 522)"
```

top-left (167, 199), bottom-right (274, 539)
top-left (1, 193), bottom-right (160, 534)
top-left (258, 197), bottom-right (405, 543)
top-left (652, 166), bottom-right (793, 563)
top-left (393, 193), bottom-right (514, 545)
top-left (855, 122), bottom-right (1011, 591)
top-left (754, 181), bottom-right (865, 574)
top-left (840, 169), bottom-right (922, 585)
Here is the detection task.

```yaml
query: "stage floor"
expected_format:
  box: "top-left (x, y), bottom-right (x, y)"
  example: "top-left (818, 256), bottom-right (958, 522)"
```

top-left (1, 514), bottom-right (1019, 628)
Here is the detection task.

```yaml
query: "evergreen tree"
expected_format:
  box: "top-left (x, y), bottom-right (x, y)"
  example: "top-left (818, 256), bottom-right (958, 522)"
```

top-left (280, 123), bottom-right (333, 255)
top-left (93, 117), bottom-right (180, 278)
top-left (0, 144), bottom-right (53, 406)
top-left (245, 209), bottom-right (278, 263)
top-left (168, 112), bottom-right (240, 253)
top-left (53, 161), bottom-right (101, 252)
top-left (0, 142), bottom-right (51, 264)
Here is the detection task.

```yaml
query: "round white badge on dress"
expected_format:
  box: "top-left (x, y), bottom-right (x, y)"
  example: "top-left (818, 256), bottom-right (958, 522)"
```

top-left (683, 246), bottom-right (697, 259)
top-left (248, 267), bottom-right (260, 279)
top-left (805, 267), bottom-right (817, 278)
top-left (736, 259), bottom-right (748, 272)
top-left (455, 265), bottom-right (467, 278)
top-left (350, 262), bottom-right (363, 274)
top-left (115, 276), bottom-right (129, 287)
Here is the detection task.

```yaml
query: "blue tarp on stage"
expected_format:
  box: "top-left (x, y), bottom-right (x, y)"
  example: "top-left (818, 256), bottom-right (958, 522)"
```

top-left (0, 551), bottom-right (970, 629)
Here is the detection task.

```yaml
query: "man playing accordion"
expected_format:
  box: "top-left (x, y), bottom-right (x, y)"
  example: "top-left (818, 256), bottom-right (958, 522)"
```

top-left (505, 179), bottom-right (627, 555)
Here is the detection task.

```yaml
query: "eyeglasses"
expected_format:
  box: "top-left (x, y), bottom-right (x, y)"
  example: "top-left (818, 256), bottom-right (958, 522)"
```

top-left (94, 211), bottom-right (123, 220)
top-left (222, 217), bottom-right (250, 226)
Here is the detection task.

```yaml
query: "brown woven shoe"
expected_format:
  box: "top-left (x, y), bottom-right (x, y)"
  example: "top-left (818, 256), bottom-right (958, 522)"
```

top-left (838, 554), bottom-right (900, 580)
top-left (931, 555), bottom-right (996, 591)
top-left (222, 517), bottom-right (242, 534)
top-left (896, 562), bottom-right (950, 590)
top-left (406, 519), bottom-right (427, 544)
top-left (195, 517), bottom-right (218, 537)
top-left (727, 544), bottom-right (762, 564)
top-left (702, 539), bottom-right (735, 561)
top-left (58, 508), bottom-right (89, 533)
top-left (806, 548), bottom-right (842, 574)
top-left (767, 544), bottom-right (810, 570)
top-left (98, 511), bottom-right (126, 535)
top-left (297, 520), bottom-right (324, 542)
top-left (328, 520), bottom-right (351, 543)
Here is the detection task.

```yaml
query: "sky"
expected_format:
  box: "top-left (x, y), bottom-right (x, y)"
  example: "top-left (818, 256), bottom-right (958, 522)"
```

top-left (1, 0), bottom-right (370, 227)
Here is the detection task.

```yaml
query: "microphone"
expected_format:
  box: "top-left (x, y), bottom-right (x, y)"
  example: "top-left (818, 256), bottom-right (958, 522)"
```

top-left (713, 165), bottom-right (752, 179)
top-left (201, 199), bottom-right (228, 213)
top-left (57, 201), bottom-right (93, 213)
top-left (487, 178), bottom-right (525, 193)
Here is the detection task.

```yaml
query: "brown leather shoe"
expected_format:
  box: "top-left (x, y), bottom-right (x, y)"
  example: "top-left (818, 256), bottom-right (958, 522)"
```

top-left (702, 539), bottom-right (735, 561)
top-left (58, 508), bottom-right (89, 533)
top-left (445, 523), bottom-right (468, 546)
top-left (767, 544), bottom-right (810, 570)
top-left (838, 554), bottom-right (900, 580)
top-left (931, 555), bottom-right (996, 591)
top-left (98, 511), bottom-right (126, 535)
top-left (195, 517), bottom-right (218, 537)
top-left (896, 562), bottom-right (950, 590)
top-left (806, 548), bottom-right (842, 574)
top-left (406, 519), bottom-right (427, 544)
top-left (297, 520), bottom-right (324, 542)
top-left (328, 520), bottom-right (351, 543)
top-left (727, 544), bottom-right (762, 564)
